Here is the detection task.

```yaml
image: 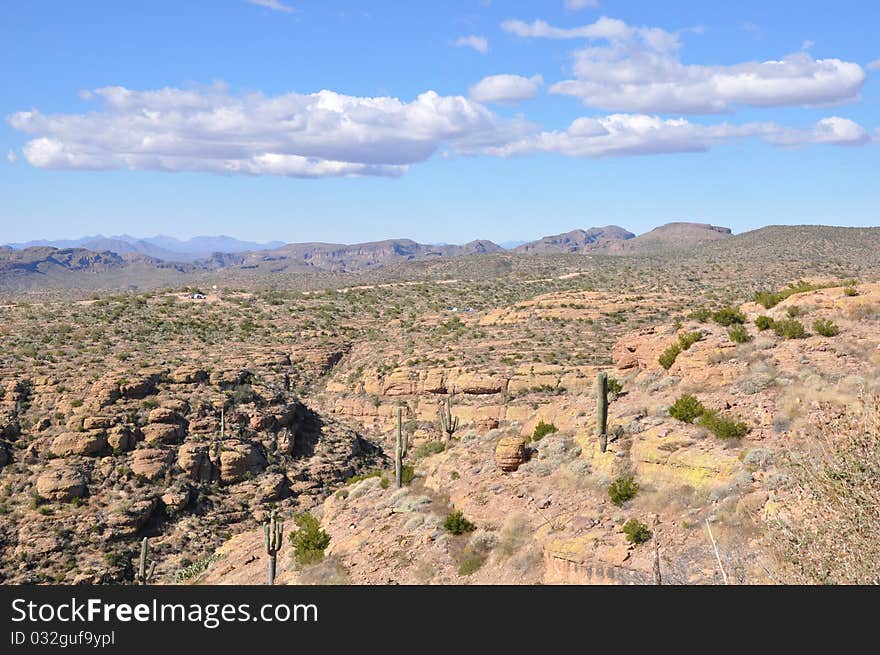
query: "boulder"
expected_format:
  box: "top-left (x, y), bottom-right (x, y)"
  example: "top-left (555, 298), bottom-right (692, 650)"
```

top-left (177, 443), bottom-right (216, 482)
top-left (495, 436), bottom-right (527, 472)
top-left (107, 425), bottom-right (136, 452)
top-left (142, 422), bottom-right (184, 445)
top-left (130, 449), bottom-right (169, 481)
top-left (50, 431), bottom-right (107, 457)
top-left (36, 465), bottom-right (88, 501)
top-left (219, 443), bottom-right (267, 484)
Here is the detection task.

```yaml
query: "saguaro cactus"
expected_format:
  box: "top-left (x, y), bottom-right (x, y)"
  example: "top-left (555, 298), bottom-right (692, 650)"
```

top-left (395, 406), bottom-right (408, 488)
top-left (439, 395), bottom-right (459, 445)
top-left (135, 537), bottom-right (156, 585)
top-left (597, 371), bottom-right (608, 453)
top-left (263, 510), bottom-right (284, 586)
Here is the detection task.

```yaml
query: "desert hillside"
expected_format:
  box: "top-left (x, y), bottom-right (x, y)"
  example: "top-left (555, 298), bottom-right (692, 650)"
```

top-left (2, 253), bottom-right (877, 583)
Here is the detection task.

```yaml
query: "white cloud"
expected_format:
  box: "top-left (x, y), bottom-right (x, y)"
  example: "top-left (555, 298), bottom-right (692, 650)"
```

top-left (486, 114), bottom-right (871, 159)
top-left (7, 85), bottom-right (533, 178)
top-left (469, 74), bottom-right (544, 103)
top-left (246, 0), bottom-right (294, 13)
top-left (504, 17), bottom-right (865, 114)
top-left (455, 35), bottom-right (489, 53)
top-left (565, 0), bottom-right (600, 9)
top-left (868, 59), bottom-right (880, 71)
top-left (6, 149), bottom-right (17, 164)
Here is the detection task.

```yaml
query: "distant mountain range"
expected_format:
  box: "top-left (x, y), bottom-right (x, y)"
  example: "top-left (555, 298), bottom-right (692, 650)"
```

top-left (1, 222), bottom-right (738, 290)
top-left (5, 234), bottom-right (286, 262)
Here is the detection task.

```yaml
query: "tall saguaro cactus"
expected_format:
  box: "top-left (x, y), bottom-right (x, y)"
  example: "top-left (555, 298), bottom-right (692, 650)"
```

top-left (135, 537), bottom-right (156, 585)
top-left (597, 371), bottom-right (608, 453)
top-left (395, 406), bottom-right (408, 488)
top-left (439, 395), bottom-right (459, 445)
top-left (263, 510), bottom-right (284, 586)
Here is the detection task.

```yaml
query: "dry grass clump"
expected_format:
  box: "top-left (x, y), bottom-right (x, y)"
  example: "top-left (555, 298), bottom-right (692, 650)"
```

top-left (770, 394), bottom-right (880, 584)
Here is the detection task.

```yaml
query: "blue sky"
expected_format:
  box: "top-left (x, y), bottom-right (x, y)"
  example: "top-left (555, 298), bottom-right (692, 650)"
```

top-left (1, 0), bottom-right (878, 244)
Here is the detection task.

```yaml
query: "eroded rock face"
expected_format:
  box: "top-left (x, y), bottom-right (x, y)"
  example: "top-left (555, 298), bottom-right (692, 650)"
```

top-left (36, 465), bottom-right (88, 501)
top-left (142, 422), bottom-right (184, 445)
top-left (177, 443), bottom-right (216, 482)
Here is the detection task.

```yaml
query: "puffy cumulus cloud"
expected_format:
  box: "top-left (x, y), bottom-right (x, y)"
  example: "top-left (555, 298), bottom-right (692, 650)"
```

top-left (469, 74), bottom-right (544, 103)
top-left (454, 35), bottom-right (489, 53)
top-left (504, 17), bottom-right (866, 113)
top-left (7, 85), bottom-right (534, 178)
top-left (245, 0), bottom-right (294, 13)
top-left (485, 114), bottom-right (872, 159)
top-left (868, 59), bottom-right (880, 71)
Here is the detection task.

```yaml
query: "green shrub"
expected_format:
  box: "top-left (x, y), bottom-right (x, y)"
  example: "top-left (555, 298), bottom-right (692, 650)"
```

top-left (699, 410), bottom-right (749, 440)
top-left (458, 550), bottom-right (486, 576)
top-left (728, 324), bottom-right (751, 344)
top-left (289, 512), bottom-right (331, 566)
top-left (532, 419), bottom-right (558, 441)
top-left (658, 343), bottom-right (682, 370)
top-left (712, 307), bottom-right (746, 326)
top-left (607, 377), bottom-right (623, 395)
top-left (754, 315), bottom-right (774, 331)
top-left (622, 519), bottom-right (651, 545)
top-left (773, 319), bottom-right (807, 339)
top-left (688, 308), bottom-right (711, 323)
top-left (608, 475), bottom-right (639, 506)
top-left (786, 305), bottom-right (803, 318)
top-left (668, 394), bottom-right (706, 423)
top-left (444, 510), bottom-right (476, 535)
top-left (413, 441), bottom-right (445, 459)
top-left (844, 286), bottom-right (859, 297)
top-left (401, 464), bottom-right (415, 485)
top-left (659, 331), bottom-right (702, 369)
top-left (812, 319), bottom-right (839, 337)
top-left (678, 331), bottom-right (703, 349)
top-left (754, 280), bottom-right (838, 309)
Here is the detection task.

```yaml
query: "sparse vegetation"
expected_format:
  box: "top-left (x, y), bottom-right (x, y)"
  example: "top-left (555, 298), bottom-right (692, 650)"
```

top-left (728, 324), bottom-right (751, 344)
top-left (532, 419), bottom-right (558, 441)
top-left (812, 318), bottom-right (839, 337)
top-left (622, 519), bottom-right (651, 545)
top-left (712, 306), bottom-right (746, 326)
top-left (698, 409), bottom-right (749, 440)
top-left (289, 512), bottom-right (331, 567)
top-left (668, 394), bottom-right (706, 423)
top-left (608, 475), bottom-right (639, 506)
top-left (444, 510), bottom-right (476, 535)
top-left (772, 319), bottom-right (807, 339)
top-left (755, 315), bottom-right (774, 331)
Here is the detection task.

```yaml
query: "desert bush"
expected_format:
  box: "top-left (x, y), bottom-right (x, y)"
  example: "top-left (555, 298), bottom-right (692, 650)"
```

top-left (413, 441), bottom-right (445, 459)
top-left (668, 394), bottom-right (706, 423)
top-left (812, 319), bottom-right (839, 337)
top-left (622, 519), bottom-right (651, 544)
top-left (659, 330), bottom-right (703, 369)
top-left (608, 475), bottom-right (639, 506)
top-left (289, 512), bottom-right (331, 566)
top-left (607, 376), bottom-right (623, 395)
top-left (712, 307), bottom-right (746, 326)
top-left (658, 343), bottom-right (682, 370)
top-left (785, 305), bottom-right (803, 318)
top-left (773, 319), bottom-right (807, 339)
top-left (770, 395), bottom-right (880, 583)
top-left (755, 280), bottom-right (837, 309)
top-left (532, 419), bottom-right (558, 441)
top-left (728, 325), bottom-right (751, 344)
top-left (754, 315), bottom-right (774, 331)
top-left (843, 286), bottom-right (859, 297)
top-left (688, 308), bottom-right (711, 322)
top-left (444, 510), bottom-right (476, 535)
top-left (698, 409), bottom-right (749, 439)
